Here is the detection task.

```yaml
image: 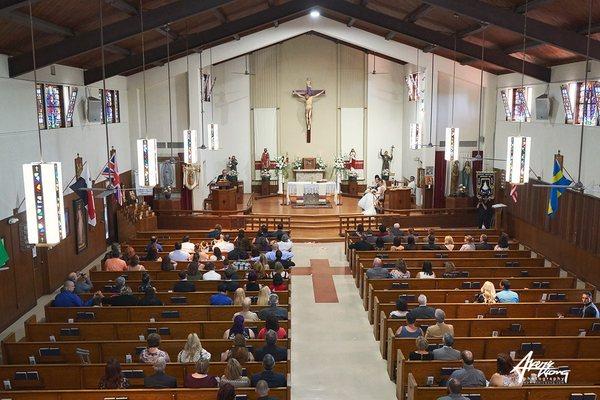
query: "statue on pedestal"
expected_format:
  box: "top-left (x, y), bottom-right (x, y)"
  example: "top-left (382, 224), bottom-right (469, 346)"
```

top-left (450, 160), bottom-right (460, 195)
top-left (461, 160), bottom-right (473, 196)
top-left (260, 148), bottom-right (270, 170)
top-left (379, 146), bottom-right (394, 179)
top-left (227, 156), bottom-right (238, 172)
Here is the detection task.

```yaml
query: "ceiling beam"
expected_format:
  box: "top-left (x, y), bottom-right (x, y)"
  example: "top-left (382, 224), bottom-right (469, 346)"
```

top-left (421, 0), bottom-right (600, 61)
top-left (422, 44), bottom-right (437, 53)
top-left (104, 0), bottom-right (137, 15)
top-left (403, 4), bottom-right (431, 23)
top-left (9, 0), bottom-right (237, 77)
top-left (212, 8), bottom-right (227, 24)
top-left (0, 10), bottom-right (74, 36)
top-left (455, 22), bottom-right (489, 38)
top-left (514, 0), bottom-right (555, 14)
top-left (84, 0), bottom-right (319, 84)
top-left (322, 0), bottom-right (550, 81)
top-left (0, 0), bottom-right (44, 12)
top-left (385, 31), bottom-right (395, 40)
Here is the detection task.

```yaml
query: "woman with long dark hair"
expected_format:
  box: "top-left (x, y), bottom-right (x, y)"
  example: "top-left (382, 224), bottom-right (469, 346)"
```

top-left (98, 358), bottom-right (129, 389)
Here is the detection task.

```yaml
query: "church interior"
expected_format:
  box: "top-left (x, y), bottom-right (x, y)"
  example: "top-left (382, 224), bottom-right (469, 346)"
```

top-left (0, 0), bottom-right (600, 399)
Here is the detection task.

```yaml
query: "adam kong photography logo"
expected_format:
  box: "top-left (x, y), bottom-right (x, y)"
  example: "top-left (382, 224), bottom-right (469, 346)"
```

top-left (511, 351), bottom-right (571, 383)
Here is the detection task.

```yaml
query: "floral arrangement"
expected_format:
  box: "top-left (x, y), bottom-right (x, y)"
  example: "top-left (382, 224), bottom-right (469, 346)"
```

top-left (260, 169), bottom-right (271, 178)
top-left (316, 157), bottom-right (327, 170)
top-left (274, 155), bottom-right (288, 171)
top-left (333, 155), bottom-right (346, 172)
top-left (227, 169), bottom-right (238, 177)
top-left (291, 158), bottom-right (303, 170)
top-left (348, 169), bottom-right (358, 177)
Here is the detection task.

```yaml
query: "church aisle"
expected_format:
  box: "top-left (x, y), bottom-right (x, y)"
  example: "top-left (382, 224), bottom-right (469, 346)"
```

top-left (290, 243), bottom-right (397, 399)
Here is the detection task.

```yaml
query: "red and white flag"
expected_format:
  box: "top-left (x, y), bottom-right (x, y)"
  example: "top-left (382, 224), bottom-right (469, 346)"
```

top-left (510, 184), bottom-right (518, 203)
top-left (84, 165), bottom-right (97, 226)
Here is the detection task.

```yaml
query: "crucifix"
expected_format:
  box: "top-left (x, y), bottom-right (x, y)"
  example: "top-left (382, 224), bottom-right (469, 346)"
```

top-left (292, 78), bottom-right (325, 143)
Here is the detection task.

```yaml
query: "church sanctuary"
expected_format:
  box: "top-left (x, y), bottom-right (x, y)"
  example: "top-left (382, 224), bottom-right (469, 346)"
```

top-left (3, 0), bottom-right (600, 399)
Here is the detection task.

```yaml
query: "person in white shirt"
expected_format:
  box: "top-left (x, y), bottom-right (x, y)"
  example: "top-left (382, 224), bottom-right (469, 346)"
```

top-left (407, 176), bottom-right (416, 196)
top-left (169, 243), bottom-right (190, 262)
top-left (215, 234), bottom-right (235, 253)
top-left (459, 235), bottom-right (476, 251)
top-left (202, 262), bottom-right (221, 281)
top-left (180, 235), bottom-right (195, 253)
top-left (277, 234), bottom-right (293, 252)
top-left (416, 261), bottom-right (436, 279)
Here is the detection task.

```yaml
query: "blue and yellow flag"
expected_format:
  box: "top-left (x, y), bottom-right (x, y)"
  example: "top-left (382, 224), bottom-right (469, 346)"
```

top-left (547, 158), bottom-right (572, 216)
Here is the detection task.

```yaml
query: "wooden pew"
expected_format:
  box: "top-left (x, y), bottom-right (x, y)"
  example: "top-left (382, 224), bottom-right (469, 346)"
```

top-left (44, 304), bottom-right (289, 323)
top-left (385, 331), bottom-right (600, 380)
top-left (0, 361), bottom-right (289, 390)
top-left (378, 316), bottom-right (600, 357)
top-left (88, 279), bottom-right (287, 293)
top-left (397, 355), bottom-right (600, 400)
top-left (1, 337), bottom-right (290, 365)
top-left (405, 373), bottom-right (600, 400)
top-left (0, 388), bottom-right (291, 400)
top-left (90, 270), bottom-right (282, 282)
top-left (24, 318), bottom-right (290, 341)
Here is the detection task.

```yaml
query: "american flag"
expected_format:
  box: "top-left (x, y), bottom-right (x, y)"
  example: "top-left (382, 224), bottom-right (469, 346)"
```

top-left (510, 184), bottom-right (518, 203)
top-left (101, 152), bottom-right (122, 205)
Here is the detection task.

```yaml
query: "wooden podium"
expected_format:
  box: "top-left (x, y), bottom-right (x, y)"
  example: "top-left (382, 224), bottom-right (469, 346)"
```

top-left (386, 188), bottom-right (411, 210)
top-left (211, 181), bottom-right (237, 211)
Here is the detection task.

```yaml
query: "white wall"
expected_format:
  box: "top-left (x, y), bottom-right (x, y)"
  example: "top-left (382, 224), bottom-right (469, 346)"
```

top-left (0, 55), bottom-right (131, 220)
top-left (493, 61), bottom-right (600, 194)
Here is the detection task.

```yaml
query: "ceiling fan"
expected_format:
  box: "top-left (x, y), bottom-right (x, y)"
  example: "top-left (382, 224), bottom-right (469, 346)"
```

top-left (232, 54), bottom-right (255, 76)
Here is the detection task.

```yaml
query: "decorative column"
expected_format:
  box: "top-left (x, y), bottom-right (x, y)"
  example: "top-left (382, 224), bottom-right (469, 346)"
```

top-left (277, 169), bottom-right (284, 195)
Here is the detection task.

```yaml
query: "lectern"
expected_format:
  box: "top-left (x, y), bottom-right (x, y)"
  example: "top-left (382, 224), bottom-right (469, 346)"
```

top-left (386, 188), bottom-right (412, 210)
top-left (211, 181), bottom-right (237, 211)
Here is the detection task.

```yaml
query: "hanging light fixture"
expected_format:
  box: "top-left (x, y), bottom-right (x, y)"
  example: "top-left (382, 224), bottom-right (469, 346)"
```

top-left (183, 23), bottom-right (198, 165)
top-left (207, 49), bottom-right (219, 150)
top-left (409, 47), bottom-right (422, 150)
top-left (199, 49), bottom-right (207, 150)
top-left (445, 33), bottom-right (460, 161)
top-left (22, 1), bottom-right (66, 246)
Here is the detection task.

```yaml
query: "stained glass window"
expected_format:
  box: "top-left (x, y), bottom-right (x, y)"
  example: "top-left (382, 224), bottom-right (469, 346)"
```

top-left (560, 84), bottom-right (574, 124)
top-left (504, 87), bottom-right (532, 122)
top-left (65, 87), bottom-right (78, 127)
top-left (36, 84), bottom-right (46, 129)
top-left (573, 81), bottom-right (598, 126)
top-left (99, 89), bottom-right (120, 124)
top-left (44, 84), bottom-right (63, 129)
top-left (500, 90), bottom-right (512, 120)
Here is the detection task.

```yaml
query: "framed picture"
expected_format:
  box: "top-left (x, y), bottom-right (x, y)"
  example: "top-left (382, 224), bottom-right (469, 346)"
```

top-left (73, 199), bottom-right (88, 254)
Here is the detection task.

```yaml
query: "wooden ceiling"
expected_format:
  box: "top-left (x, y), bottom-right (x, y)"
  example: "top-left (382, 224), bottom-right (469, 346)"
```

top-left (0, 0), bottom-right (596, 84)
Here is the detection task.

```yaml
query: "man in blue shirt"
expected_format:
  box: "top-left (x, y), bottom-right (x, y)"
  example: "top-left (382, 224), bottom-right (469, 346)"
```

top-left (53, 281), bottom-right (99, 307)
top-left (145, 236), bottom-right (163, 253)
top-left (265, 248), bottom-right (293, 262)
top-left (210, 284), bottom-right (233, 305)
top-left (496, 279), bottom-right (519, 303)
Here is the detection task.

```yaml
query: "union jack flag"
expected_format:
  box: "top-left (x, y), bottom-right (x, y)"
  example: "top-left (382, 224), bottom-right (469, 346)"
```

top-left (102, 151), bottom-right (122, 205)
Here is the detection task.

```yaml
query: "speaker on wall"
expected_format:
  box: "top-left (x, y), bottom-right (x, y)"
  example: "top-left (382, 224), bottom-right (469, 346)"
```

top-left (536, 93), bottom-right (551, 120)
top-left (86, 97), bottom-right (102, 123)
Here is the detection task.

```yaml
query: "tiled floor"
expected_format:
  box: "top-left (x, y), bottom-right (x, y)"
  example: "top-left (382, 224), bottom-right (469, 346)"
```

top-left (290, 243), bottom-right (397, 399)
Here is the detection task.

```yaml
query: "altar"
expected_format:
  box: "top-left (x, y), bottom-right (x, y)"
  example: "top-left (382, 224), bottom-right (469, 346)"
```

top-left (286, 181), bottom-right (337, 206)
top-left (292, 169), bottom-right (325, 182)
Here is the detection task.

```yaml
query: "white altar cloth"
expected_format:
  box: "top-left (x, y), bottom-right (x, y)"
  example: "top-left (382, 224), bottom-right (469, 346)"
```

top-left (286, 181), bottom-right (337, 204)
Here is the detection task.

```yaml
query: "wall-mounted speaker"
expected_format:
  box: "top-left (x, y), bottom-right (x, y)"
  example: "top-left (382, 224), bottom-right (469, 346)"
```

top-left (535, 93), bottom-right (551, 120)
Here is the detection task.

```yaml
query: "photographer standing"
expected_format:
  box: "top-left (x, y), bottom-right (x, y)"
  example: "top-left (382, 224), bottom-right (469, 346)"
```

top-left (67, 271), bottom-right (93, 294)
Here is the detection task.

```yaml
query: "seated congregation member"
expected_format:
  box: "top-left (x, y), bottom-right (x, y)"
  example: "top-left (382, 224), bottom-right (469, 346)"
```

top-left (169, 242), bottom-right (190, 262)
top-left (254, 329), bottom-right (288, 362)
top-left (422, 235), bottom-right (441, 250)
top-left (433, 333), bottom-right (461, 361)
top-left (223, 266), bottom-right (241, 292)
top-left (146, 236), bottom-right (163, 252)
top-left (268, 224), bottom-right (284, 240)
top-left (211, 284), bottom-right (234, 306)
top-left (475, 234), bottom-right (494, 250)
top-left (108, 276), bottom-right (127, 294)
top-left (160, 254), bottom-right (176, 271)
top-left (127, 255), bottom-right (146, 272)
top-left (105, 286), bottom-right (138, 306)
top-left (277, 234), bottom-right (293, 252)
top-left (269, 273), bottom-right (287, 292)
top-left (257, 286), bottom-right (272, 306)
top-left (366, 257), bottom-right (391, 279)
top-left (255, 236), bottom-right (272, 252)
top-left (409, 336), bottom-right (433, 360)
top-left (54, 280), bottom-right (100, 307)
top-left (425, 309), bottom-right (454, 339)
top-left (67, 271), bottom-right (93, 294)
top-left (258, 294), bottom-right (288, 321)
top-left (228, 243), bottom-right (249, 262)
top-left (374, 237), bottom-right (385, 250)
top-left (475, 281), bottom-right (497, 304)
top-left (395, 312), bottom-right (423, 338)
top-left (390, 259), bottom-right (410, 279)
top-left (390, 236), bottom-right (404, 251)
top-left (234, 297), bottom-right (260, 322)
top-left (208, 224), bottom-right (222, 239)
top-left (218, 383), bottom-right (236, 400)
top-left (184, 358), bottom-right (219, 388)
top-left (105, 249), bottom-right (127, 271)
top-left (272, 262), bottom-right (290, 280)
top-left (235, 229), bottom-right (252, 252)
top-left (224, 315), bottom-right (256, 340)
top-left (437, 378), bottom-right (469, 400)
top-left (187, 260), bottom-right (203, 281)
top-left (496, 279), bottom-right (519, 303)
top-left (211, 247), bottom-right (225, 261)
top-left (410, 294), bottom-right (436, 319)
top-left (98, 358), bottom-right (129, 389)
top-left (442, 262), bottom-right (458, 278)
top-left (138, 287), bottom-right (163, 306)
top-left (267, 248), bottom-right (294, 267)
top-left (216, 234), bottom-right (235, 253)
top-left (221, 334), bottom-right (255, 363)
top-left (489, 353), bottom-right (522, 387)
top-left (139, 333), bottom-right (171, 364)
top-left (181, 235), bottom-right (195, 253)
top-left (495, 233), bottom-right (510, 251)
top-left (220, 358), bottom-right (250, 388)
top-left (459, 235), bottom-right (476, 251)
top-left (256, 379), bottom-right (278, 400)
top-left (416, 261), bottom-right (435, 279)
top-left (173, 270), bottom-right (196, 292)
top-left (390, 223), bottom-right (403, 237)
top-left (348, 234), bottom-right (374, 251)
top-left (203, 262), bottom-right (222, 281)
top-left (145, 245), bottom-right (162, 262)
top-left (245, 271), bottom-right (261, 292)
top-left (138, 272), bottom-right (153, 293)
top-left (233, 288), bottom-right (246, 306)
top-left (443, 236), bottom-right (455, 251)
top-left (144, 356), bottom-right (177, 388)
top-left (178, 333), bottom-right (211, 363)
top-left (251, 354), bottom-right (287, 388)
top-left (582, 291), bottom-right (600, 318)
top-left (450, 350), bottom-right (487, 387)
top-left (390, 297), bottom-right (409, 319)
top-left (258, 315), bottom-right (287, 339)
top-left (404, 235), bottom-right (417, 250)
top-left (122, 246), bottom-right (136, 264)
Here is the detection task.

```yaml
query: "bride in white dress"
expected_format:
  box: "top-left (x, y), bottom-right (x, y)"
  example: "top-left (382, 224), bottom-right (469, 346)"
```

top-left (358, 189), bottom-right (378, 216)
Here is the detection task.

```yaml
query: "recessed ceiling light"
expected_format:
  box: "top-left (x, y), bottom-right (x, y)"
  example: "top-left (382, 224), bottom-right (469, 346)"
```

top-left (310, 10), bottom-right (320, 18)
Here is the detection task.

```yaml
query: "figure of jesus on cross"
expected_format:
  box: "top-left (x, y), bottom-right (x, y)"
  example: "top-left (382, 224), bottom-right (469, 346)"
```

top-left (292, 78), bottom-right (325, 143)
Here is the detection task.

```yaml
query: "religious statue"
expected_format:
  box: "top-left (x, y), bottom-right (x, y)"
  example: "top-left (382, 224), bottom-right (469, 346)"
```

top-left (450, 160), bottom-right (460, 195)
top-left (292, 79), bottom-right (326, 143)
top-left (228, 155), bottom-right (238, 172)
top-left (460, 160), bottom-right (473, 196)
top-left (260, 148), bottom-right (270, 170)
top-left (348, 148), bottom-right (358, 170)
top-left (379, 146), bottom-right (394, 178)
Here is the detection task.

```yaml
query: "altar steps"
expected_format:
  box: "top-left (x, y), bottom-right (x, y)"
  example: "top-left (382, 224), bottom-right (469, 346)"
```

top-left (289, 215), bottom-right (343, 242)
